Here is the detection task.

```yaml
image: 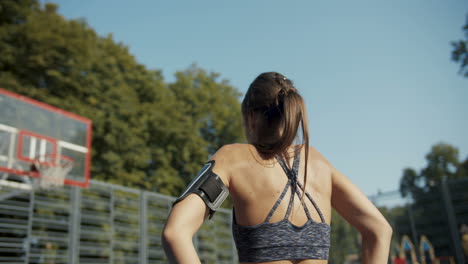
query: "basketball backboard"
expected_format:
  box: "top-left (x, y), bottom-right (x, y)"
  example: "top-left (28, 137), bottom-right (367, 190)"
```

top-left (0, 88), bottom-right (92, 189)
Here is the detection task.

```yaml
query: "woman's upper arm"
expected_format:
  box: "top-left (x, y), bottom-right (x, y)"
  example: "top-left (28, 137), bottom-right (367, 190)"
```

top-left (331, 166), bottom-right (390, 235)
top-left (164, 145), bottom-right (232, 236)
top-left (164, 193), bottom-right (210, 237)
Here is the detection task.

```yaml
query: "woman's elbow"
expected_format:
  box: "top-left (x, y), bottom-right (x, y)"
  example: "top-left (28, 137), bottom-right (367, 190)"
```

top-left (360, 218), bottom-right (393, 241)
top-left (161, 225), bottom-right (182, 263)
top-left (162, 225), bottom-right (177, 248)
top-left (162, 223), bottom-right (193, 246)
top-left (380, 221), bottom-right (393, 239)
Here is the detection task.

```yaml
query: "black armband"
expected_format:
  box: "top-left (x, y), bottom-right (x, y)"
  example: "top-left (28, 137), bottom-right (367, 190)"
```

top-left (174, 160), bottom-right (229, 219)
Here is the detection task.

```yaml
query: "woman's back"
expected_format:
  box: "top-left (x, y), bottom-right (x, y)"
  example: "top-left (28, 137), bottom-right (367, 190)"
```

top-left (162, 72), bottom-right (392, 264)
top-left (216, 143), bottom-right (333, 264)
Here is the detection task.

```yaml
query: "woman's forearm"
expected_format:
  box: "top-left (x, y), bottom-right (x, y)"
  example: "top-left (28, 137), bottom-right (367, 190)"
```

top-left (162, 232), bottom-right (201, 264)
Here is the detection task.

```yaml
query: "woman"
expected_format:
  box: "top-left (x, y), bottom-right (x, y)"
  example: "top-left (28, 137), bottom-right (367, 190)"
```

top-left (162, 72), bottom-right (392, 263)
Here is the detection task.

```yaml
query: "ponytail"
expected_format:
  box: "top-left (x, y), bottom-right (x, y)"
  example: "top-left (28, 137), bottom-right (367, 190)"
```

top-left (242, 72), bottom-right (310, 196)
top-left (280, 91), bottom-right (309, 199)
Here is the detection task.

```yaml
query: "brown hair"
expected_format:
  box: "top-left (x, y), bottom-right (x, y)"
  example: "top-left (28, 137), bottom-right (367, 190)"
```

top-left (242, 72), bottom-right (309, 190)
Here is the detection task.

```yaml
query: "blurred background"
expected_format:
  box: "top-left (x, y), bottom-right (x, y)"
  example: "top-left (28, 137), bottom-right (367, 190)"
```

top-left (0, 0), bottom-right (467, 263)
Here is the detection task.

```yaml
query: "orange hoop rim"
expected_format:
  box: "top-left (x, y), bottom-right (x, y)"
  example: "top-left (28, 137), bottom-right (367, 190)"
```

top-left (33, 154), bottom-right (74, 168)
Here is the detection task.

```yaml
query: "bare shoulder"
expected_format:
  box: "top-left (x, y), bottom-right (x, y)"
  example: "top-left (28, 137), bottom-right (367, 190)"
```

top-left (211, 143), bottom-right (250, 163)
top-left (304, 145), bottom-right (333, 190)
top-left (209, 143), bottom-right (252, 186)
top-left (307, 145), bottom-right (334, 169)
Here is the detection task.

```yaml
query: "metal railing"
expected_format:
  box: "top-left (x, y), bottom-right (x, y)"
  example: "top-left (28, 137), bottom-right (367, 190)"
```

top-left (369, 178), bottom-right (468, 264)
top-left (0, 180), bottom-right (237, 264)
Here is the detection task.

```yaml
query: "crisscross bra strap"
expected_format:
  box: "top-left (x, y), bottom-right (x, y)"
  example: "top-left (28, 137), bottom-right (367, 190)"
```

top-left (275, 150), bottom-right (313, 221)
top-left (264, 178), bottom-right (291, 223)
top-left (273, 148), bottom-right (326, 223)
top-left (294, 179), bottom-right (326, 223)
top-left (263, 149), bottom-right (300, 223)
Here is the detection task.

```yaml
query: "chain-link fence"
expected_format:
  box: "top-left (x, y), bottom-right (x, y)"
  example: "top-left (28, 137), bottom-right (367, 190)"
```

top-left (2, 177), bottom-right (467, 264)
top-left (369, 178), bottom-right (468, 264)
top-left (0, 180), bottom-right (237, 264)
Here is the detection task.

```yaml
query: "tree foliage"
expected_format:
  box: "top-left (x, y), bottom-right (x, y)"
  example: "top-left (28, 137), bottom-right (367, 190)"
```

top-left (452, 15), bottom-right (468, 77)
top-left (329, 210), bottom-right (360, 264)
top-left (392, 143), bottom-right (468, 260)
top-left (0, 0), bottom-right (245, 195)
top-left (396, 148), bottom-right (468, 259)
top-left (399, 142), bottom-right (468, 198)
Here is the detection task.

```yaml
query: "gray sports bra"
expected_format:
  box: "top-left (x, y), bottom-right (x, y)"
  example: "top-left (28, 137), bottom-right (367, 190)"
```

top-left (232, 149), bottom-right (331, 262)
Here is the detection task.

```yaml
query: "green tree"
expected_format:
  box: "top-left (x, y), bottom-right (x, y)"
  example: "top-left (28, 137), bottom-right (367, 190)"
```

top-left (452, 15), bottom-right (468, 77)
top-left (0, 0), bottom-right (245, 195)
top-left (457, 157), bottom-right (468, 178)
top-left (399, 142), bottom-right (466, 198)
top-left (399, 168), bottom-right (420, 198)
top-left (0, 0), bottom-right (159, 189)
top-left (396, 143), bottom-right (468, 261)
top-left (168, 65), bottom-right (245, 183)
top-left (329, 209), bottom-right (360, 264)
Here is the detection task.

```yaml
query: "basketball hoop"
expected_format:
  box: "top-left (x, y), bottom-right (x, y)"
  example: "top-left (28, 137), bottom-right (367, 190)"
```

top-left (34, 154), bottom-right (74, 189)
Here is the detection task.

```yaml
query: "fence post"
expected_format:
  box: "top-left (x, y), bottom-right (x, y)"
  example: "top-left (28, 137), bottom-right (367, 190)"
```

top-left (24, 189), bottom-right (35, 264)
top-left (139, 191), bottom-right (148, 264)
top-left (109, 185), bottom-right (115, 264)
top-left (193, 232), bottom-right (200, 254)
top-left (407, 204), bottom-right (418, 250)
top-left (68, 186), bottom-right (82, 264)
top-left (441, 178), bottom-right (466, 264)
top-left (213, 217), bottom-right (218, 262)
top-left (230, 210), bottom-right (237, 264)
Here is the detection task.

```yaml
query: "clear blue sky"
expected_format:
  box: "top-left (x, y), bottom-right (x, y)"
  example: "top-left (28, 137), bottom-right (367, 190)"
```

top-left (43, 0), bottom-right (468, 195)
